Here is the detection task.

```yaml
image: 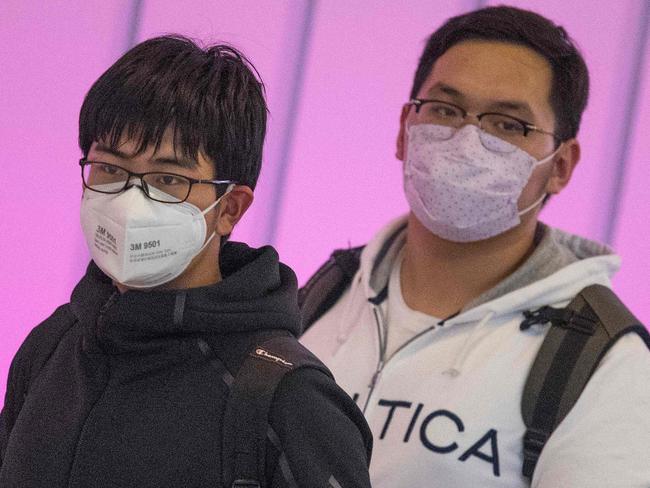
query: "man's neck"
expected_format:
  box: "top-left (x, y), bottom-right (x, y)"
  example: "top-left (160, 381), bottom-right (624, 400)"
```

top-left (400, 213), bottom-right (539, 318)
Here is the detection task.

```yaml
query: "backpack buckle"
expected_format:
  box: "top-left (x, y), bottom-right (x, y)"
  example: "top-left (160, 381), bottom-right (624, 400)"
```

top-left (560, 310), bottom-right (597, 334)
top-left (521, 307), bottom-right (553, 330)
top-left (522, 428), bottom-right (549, 477)
top-left (523, 428), bottom-right (548, 454)
top-left (521, 307), bottom-right (596, 334)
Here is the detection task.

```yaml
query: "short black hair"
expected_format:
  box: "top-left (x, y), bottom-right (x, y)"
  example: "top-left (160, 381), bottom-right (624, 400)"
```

top-left (411, 6), bottom-right (589, 141)
top-left (79, 35), bottom-right (267, 189)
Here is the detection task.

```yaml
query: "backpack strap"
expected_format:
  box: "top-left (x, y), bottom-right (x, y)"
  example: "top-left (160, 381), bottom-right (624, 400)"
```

top-left (520, 284), bottom-right (650, 478)
top-left (298, 246), bottom-right (364, 333)
top-left (220, 335), bottom-right (333, 488)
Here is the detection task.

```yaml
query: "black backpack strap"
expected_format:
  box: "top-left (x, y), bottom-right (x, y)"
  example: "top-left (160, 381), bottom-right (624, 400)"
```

top-left (520, 284), bottom-right (650, 478)
top-left (220, 335), bottom-right (333, 488)
top-left (298, 246), bottom-right (364, 333)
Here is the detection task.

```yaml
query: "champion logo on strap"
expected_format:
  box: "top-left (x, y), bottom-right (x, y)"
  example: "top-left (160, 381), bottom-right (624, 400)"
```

top-left (253, 348), bottom-right (294, 368)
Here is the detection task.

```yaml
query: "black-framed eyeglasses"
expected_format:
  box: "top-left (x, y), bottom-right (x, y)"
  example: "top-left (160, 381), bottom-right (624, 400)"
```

top-left (80, 159), bottom-right (236, 204)
top-left (408, 98), bottom-right (561, 153)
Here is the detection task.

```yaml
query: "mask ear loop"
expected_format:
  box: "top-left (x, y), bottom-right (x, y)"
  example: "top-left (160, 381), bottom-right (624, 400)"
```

top-left (518, 192), bottom-right (547, 217)
top-left (200, 183), bottom-right (235, 217)
top-left (532, 142), bottom-right (563, 167)
top-left (519, 143), bottom-right (564, 217)
top-left (197, 183), bottom-right (236, 253)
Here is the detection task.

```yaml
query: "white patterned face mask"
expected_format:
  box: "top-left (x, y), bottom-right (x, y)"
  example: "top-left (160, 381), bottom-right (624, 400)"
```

top-left (404, 124), bottom-right (559, 242)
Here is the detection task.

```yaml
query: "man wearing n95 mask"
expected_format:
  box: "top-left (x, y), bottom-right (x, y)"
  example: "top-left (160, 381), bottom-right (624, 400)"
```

top-left (301, 6), bottom-right (650, 488)
top-left (0, 35), bottom-right (372, 488)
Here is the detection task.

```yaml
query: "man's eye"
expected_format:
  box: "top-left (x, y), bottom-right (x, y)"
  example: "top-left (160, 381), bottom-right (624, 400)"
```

top-left (100, 164), bottom-right (118, 174)
top-left (156, 175), bottom-right (184, 186)
top-left (497, 121), bottom-right (523, 132)
top-left (438, 108), bottom-right (456, 117)
top-left (429, 105), bottom-right (458, 118)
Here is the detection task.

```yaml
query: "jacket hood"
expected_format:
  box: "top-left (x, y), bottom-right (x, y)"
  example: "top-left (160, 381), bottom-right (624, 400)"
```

top-left (70, 242), bottom-right (301, 354)
top-left (359, 214), bottom-right (621, 325)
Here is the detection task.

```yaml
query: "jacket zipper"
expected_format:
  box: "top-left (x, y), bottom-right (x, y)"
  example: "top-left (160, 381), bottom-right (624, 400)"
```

top-left (99, 291), bottom-right (120, 315)
top-left (363, 305), bottom-right (387, 413)
top-left (69, 291), bottom-right (119, 483)
top-left (362, 303), bottom-right (436, 413)
top-left (95, 291), bottom-right (120, 337)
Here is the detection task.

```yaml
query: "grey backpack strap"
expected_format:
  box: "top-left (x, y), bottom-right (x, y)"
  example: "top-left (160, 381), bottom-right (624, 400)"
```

top-left (221, 335), bottom-right (333, 488)
top-left (298, 246), bottom-right (364, 333)
top-left (520, 284), bottom-right (650, 478)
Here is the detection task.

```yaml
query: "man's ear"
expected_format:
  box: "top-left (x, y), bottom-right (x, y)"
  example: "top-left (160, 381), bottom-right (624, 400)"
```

top-left (545, 138), bottom-right (580, 195)
top-left (215, 185), bottom-right (254, 236)
top-left (396, 104), bottom-right (411, 161)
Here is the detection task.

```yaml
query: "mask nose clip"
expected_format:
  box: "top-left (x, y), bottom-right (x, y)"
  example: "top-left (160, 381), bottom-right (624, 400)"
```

top-left (124, 176), bottom-right (149, 197)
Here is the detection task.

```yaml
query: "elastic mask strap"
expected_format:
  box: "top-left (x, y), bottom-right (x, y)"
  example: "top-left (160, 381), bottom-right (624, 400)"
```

top-left (533, 142), bottom-right (563, 168)
top-left (519, 143), bottom-right (564, 216)
top-left (198, 183), bottom-right (236, 252)
top-left (201, 183), bottom-right (235, 217)
top-left (519, 193), bottom-right (547, 217)
top-left (198, 229), bottom-right (218, 254)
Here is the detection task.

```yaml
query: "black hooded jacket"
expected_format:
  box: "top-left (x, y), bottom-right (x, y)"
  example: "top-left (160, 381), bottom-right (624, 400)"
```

top-left (0, 243), bottom-right (372, 487)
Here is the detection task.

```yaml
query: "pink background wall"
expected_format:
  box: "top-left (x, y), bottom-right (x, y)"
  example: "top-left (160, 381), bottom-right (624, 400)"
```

top-left (1, 0), bottom-right (648, 401)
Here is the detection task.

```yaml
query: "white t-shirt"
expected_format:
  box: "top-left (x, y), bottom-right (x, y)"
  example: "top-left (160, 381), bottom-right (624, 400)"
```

top-left (384, 250), bottom-right (441, 359)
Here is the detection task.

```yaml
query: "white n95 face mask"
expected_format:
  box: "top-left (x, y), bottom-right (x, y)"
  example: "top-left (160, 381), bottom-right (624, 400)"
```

top-left (404, 124), bottom-right (558, 242)
top-left (80, 184), bottom-right (232, 289)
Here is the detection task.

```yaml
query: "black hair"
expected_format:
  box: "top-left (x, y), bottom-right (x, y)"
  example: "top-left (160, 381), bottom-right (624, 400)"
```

top-left (79, 35), bottom-right (267, 189)
top-left (410, 6), bottom-right (589, 141)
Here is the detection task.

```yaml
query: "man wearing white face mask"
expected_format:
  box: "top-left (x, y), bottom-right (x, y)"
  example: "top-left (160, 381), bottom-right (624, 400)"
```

top-left (301, 6), bottom-right (650, 488)
top-left (0, 36), bottom-right (372, 488)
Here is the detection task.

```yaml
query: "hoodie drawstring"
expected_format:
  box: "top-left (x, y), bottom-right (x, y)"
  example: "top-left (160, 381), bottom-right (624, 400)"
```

top-left (442, 311), bottom-right (496, 377)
